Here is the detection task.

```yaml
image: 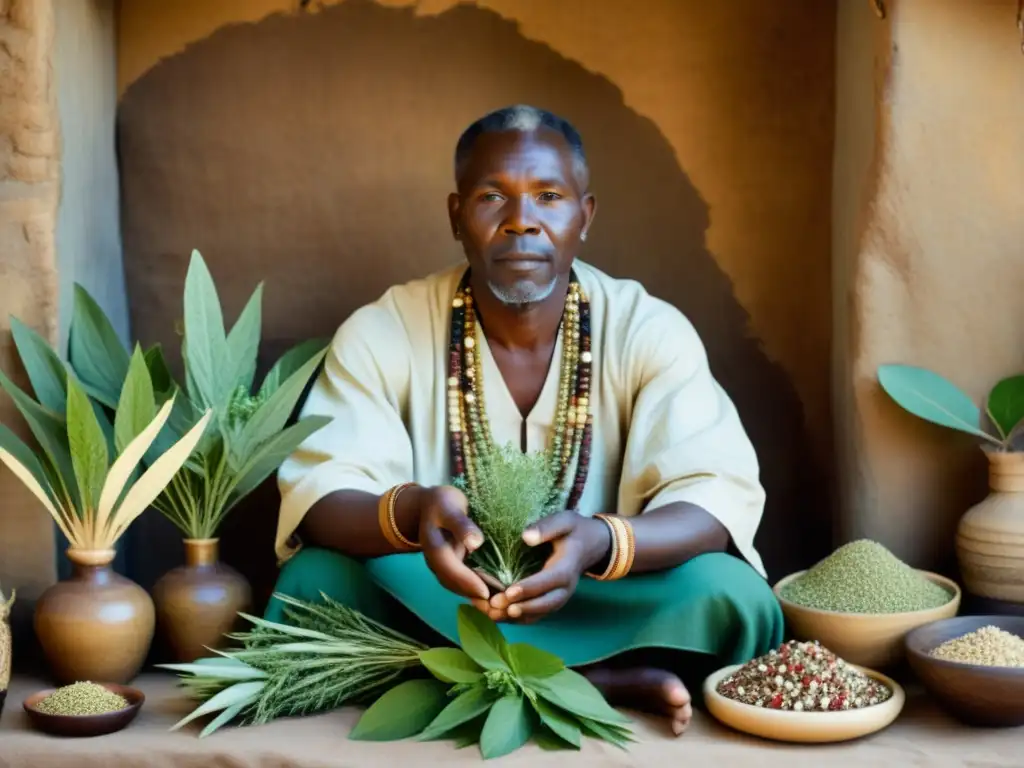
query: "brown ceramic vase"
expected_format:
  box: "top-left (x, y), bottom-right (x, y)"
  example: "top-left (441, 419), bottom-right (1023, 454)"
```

top-left (34, 549), bottom-right (155, 685)
top-left (956, 450), bottom-right (1024, 603)
top-left (152, 539), bottom-right (251, 663)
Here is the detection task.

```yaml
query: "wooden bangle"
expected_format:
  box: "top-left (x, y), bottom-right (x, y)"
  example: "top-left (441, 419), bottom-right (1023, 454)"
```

top-left (586, 514), bottom-right (633, 581)
top-left (379, 483), bottom-right (420, 550)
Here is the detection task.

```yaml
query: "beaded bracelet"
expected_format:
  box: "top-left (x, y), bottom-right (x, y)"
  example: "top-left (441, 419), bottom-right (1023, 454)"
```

top-left (585, 514), bottom-right (635, 581)
top-left (378, 482), bottom-right (420, 551)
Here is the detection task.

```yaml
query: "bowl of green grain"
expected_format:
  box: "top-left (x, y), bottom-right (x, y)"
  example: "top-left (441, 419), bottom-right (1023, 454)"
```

top-left (773, 540), bottom-right (961, 670)
top-left (905, 616), bottom-right (1024, 727)
top-left (23, 680), bottom-right (144, 737)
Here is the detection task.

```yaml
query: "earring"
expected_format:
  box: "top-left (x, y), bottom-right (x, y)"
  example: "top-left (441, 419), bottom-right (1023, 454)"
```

top-left (580, 232), bottom-right (587, 242)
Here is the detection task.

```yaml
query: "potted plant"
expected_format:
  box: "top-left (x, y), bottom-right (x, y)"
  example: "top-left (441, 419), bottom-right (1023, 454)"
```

top-left (877, 364), bottom-right (1024, 603)
top-left (0, 322), bottom-right (211, 684)
top-left (67, 250), bottom-right (331, 662)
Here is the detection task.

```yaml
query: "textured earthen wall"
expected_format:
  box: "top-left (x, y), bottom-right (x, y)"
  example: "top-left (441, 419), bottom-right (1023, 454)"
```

top-left (834, 0), bottom-right (1024, 573)
top-left (0, 0), bottom-right (60, 642)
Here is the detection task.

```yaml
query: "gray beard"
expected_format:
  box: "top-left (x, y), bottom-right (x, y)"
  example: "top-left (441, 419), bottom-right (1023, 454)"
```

top-left (487, 277), bottom-right (559, 306)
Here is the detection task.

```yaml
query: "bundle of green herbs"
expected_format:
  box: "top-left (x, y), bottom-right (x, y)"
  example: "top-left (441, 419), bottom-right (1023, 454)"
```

top-left (164, 599), bottom-right (632, 758)
top-left (456, 443), bottom-right (564, 588)
top-left (65, 250), bottom-right (332, 540)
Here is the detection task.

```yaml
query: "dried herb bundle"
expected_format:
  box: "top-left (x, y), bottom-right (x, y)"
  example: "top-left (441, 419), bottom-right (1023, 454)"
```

top-left (457, 443), bottom-right (562, 587)
top-left (165, 599), bottom-right (633, 757)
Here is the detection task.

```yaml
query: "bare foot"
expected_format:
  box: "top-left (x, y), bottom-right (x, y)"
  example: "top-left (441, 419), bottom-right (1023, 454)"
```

top-left (583, 667), bottom-right (692, 736)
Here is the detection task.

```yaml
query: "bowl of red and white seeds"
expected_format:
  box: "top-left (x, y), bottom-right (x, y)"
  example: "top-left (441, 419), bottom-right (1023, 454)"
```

top-left (702, 639), bottom-right (905, 743)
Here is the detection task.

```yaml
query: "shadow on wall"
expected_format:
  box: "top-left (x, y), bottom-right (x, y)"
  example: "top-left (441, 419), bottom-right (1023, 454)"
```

top-left (116, 0), bottom-right (828, 610)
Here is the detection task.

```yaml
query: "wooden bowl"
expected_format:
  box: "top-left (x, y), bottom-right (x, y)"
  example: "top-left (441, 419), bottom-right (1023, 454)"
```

top-left (905, 615), bottom-right (1024, 727)
top-left (23, 683), bottom-right (144, 737)
top-left (773, 570), bottom-right (961, 669)
top-left (703, 663), bottom-right (905, 743)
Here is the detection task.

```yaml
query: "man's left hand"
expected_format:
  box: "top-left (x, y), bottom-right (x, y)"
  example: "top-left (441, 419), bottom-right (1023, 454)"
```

top-left (487, 510), bottom-right (610, 623)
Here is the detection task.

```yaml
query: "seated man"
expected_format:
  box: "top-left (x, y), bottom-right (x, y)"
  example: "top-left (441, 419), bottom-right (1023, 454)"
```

top-left (269, 104), bottom-right (783, 736)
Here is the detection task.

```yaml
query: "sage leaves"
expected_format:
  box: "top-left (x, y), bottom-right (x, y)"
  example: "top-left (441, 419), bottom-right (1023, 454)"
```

top-left (877, 364), bottom-right (1024, 450)
top-left (350, 605), bottom-right (632, 758)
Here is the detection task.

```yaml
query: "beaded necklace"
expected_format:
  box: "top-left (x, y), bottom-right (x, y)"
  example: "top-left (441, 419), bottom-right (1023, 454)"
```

top-left (447, 268), bottom-right (593, 511)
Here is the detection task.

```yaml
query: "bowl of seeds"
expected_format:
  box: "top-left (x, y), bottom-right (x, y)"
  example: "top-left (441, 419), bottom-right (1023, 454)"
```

top-left (23, 680), bottom-right (144, 737)
top-left (703, 639), bottom-right (905, 743)
top-left (773, 540), bottom-right (961, 669)
top-left (905, 615), bottom-right (1024, 727)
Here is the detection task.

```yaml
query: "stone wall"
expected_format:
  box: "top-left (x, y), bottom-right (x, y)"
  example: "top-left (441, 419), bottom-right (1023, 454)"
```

top-left (0, 0), bottom-right (60, 648)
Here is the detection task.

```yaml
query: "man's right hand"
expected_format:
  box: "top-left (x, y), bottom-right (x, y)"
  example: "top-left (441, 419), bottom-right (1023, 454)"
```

top-left (415, 485), bottom-right (491, 603)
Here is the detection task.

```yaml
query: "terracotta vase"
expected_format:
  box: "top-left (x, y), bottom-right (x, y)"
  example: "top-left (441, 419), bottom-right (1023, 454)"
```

top-left (153, 539), bottom-right (252, 663)
top-left (34, 549), bottom-right (155, 685)
top-left (956, 450), bottom-right (1024, 603)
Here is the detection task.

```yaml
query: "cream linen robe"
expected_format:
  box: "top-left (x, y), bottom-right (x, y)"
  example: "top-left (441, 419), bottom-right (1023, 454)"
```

top-left (275, 260), bottom-right (767, 578)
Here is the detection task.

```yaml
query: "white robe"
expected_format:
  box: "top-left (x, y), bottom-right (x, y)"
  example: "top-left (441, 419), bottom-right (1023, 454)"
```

top-left (275, 259), bottom-right (767, 577)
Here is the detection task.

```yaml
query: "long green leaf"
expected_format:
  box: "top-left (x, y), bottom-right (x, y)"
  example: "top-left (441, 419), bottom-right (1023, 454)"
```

top-left (258, 338), bottom-right (329, 398)
top-left (0, 424), bottom-right (58, 509)
top-left (531, 699), bottom-right (581, 748)
top-left (226, 415), bottom-right (331, 503)
top-left (144, 344), bottom-right (176, 400)
top-left (66, 376), bottom-right (109, 512)
top-left (877, 364), bottom-right (1001, 444)
top-left (418, 685), bottom-right (496, 741)
top-left (183, 250), bottom-right (229, 411)
top-left (157, 662), bottom-right (268, 680)
top-left (987, 374), bottom-right (1024, 440)
top-left (224, 284), bottom-right (263, 398)
top-left (419, 648), bottom-right (484, 684)
top-left (527, 669), bottom-right (631, 727)
top-left (232, 346), bottom-right (326, 467)
top-left (114, 346), bottom-right (157, 454)
top-left (349, 678), bottom-right (450, 741)
top-left (456, 604), bottom-right (509, 671)
top-left (507, 643), bottom-right (563, 679)
top-left (199, 700), bottom-right (250, 738)
top-left (169, 680), bottom-right (265, 731)
top-left (9, 317), bottom-right (68, 414)
top-left (480, 695), bottom-right (532, 760)
top-left (68, 283), bottom-right (131, 409)
top-left (0, 367), bottom-right (78, 510)
top-left (576, 717), bottom-right (634, 748)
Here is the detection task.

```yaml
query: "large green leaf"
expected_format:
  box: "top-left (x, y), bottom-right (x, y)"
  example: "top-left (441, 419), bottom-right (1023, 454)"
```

top-left (987, 374), bottom-right (1024, 440)
top-left (0, 367), bottom-right (79, 510)
top-left (417, 685), bottom-right (496, 742)
top-left (507, 643), bottom-right (563, 679)
top-left (526, 669), bottom-right (631, 726)
top-left (348, 678), bottom-right (450, 741)
top-left (66, 376), bottom-right (109, 512)
top-left (67, 283), bottom-right (130, 409)
top-left (224, 284), bottom-right (263, 399)
top-left (576, 716), bottom-right (634, 748)
top-left (456, 604), bottom-right (509, 671)
top-left (231, 347), bottom-right (326, 468)
top-left (419, 648), bottom-right (485, 684)
top-left (225, 415), bottom-right (330, 504)
top-left (182, 250), bottom-right (229, 411)
top-left (480, 695), bottom-right (532, 760)
top-left (876, 364), bottom-right (1000, 444)
top-left (115, 346), bottom-right (157, 454)
top-left (258, 338), bottom-right (329, 398)
top-left (0, 423), bottom-right (59, 510)
top-left (9, 317), bottom-right (68, 415)
top-left (530, 699), bottom-right (580, 748)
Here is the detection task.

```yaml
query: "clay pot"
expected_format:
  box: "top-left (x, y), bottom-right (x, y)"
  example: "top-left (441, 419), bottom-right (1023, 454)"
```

top-left (34, 549), bottom-right (155, 685)
top-left (153, 539), bottom-right (251, 663)
top-left (956, 450), bottom-right (1024, 603)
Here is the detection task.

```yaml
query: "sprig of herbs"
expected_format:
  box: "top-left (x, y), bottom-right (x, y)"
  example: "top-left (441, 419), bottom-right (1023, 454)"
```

top-left (456, 443), bottom-right (562, 587)
top-left (164, 600), bottom-right (633, 757)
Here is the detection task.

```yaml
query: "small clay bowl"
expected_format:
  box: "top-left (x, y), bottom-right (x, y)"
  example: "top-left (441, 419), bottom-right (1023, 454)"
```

top-left (23, 683), bottom-right (144, 737)
top-left (703, 662), bottom-right (905, 743)
top-left (773, 570), bottom-right (961, 669)
top-left (905, 615), bottom-right (1024, 727)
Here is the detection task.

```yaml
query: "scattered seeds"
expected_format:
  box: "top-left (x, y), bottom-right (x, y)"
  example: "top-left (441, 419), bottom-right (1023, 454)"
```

top-left (716, 640), bottom-right (892, 711)
top-left (928, 625), bottom-right (1024, 667)
top-left (35, 681), bottom-right (128, 716)
top-left (779, 539), bottom-right (952, 613)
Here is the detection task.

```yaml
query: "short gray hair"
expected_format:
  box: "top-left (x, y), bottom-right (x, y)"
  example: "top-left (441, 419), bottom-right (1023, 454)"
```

top-left (454, 105), bottom-right (588, 184)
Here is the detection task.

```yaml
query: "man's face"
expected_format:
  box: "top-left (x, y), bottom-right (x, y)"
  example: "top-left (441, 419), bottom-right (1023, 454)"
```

top-left (448, 129), bottom-right (596, 306)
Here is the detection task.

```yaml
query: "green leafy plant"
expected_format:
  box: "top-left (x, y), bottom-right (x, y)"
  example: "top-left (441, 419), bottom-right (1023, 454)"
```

top-left (456, 443), bottom-right (562, 587)
top-left (0, 322), bottom-right (212, 552)
top-left (163, 600), bottom-right (632, 757)
top-left (66, 250), bottom-right (332, 539)
top-left (878, 364), bottom-right (1024, 450)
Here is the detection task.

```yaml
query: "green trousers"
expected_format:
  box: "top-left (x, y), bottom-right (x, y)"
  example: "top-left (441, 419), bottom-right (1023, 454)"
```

top-left (266, 548), bottom-right (784, 688)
